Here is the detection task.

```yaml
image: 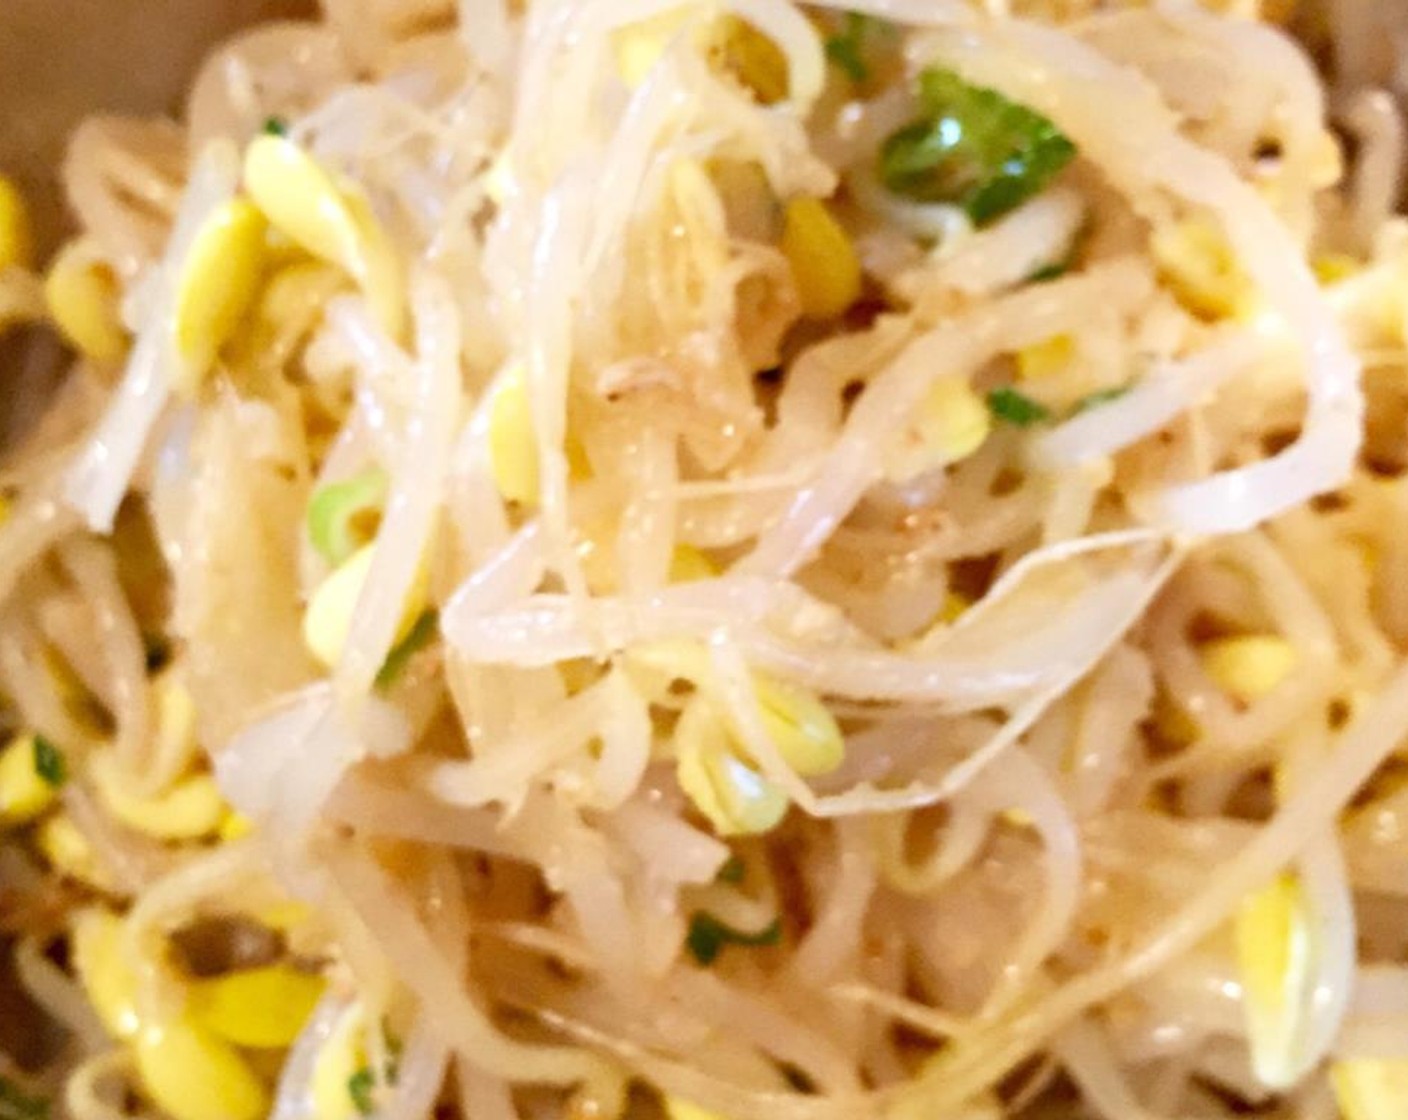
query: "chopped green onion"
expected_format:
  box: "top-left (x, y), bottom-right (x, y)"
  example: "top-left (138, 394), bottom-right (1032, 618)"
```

top-left (0, 1077), bottom-right (48, 1120)
top-left (686, 912), bottom-right (781, 965)
top-left (1027, 223), bottom-right (1087, 284)
top-left (307, 466), bottom-right (388, 567)
top-left (880, 68), bottom-right (1076, 227)
top-left (347, 1068), bottom-right (375, 1117)
top-left (374, 609), bottom-right (439, 690)
top-left (716, 855), bottom-right (746, 884)
top-left (824, 12), bottom-right (870, 83)
top-left (33, 735), bottom-right (66, 788)
top-left (384, 1027), bottom-right (403, 1079)
top-left (986, 387), bottom-right (1051, 427)
top-left (347, 1023), bottom-right (401, 1116)
top-left (262, 116), bottom-right (289, 137)
top-left (1026, 260), bottom-right (1069, 283)
top-left (1071, 384), bottom-right (1132, 414)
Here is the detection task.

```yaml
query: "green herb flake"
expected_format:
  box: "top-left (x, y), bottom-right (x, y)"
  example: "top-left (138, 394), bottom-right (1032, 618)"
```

top-left (1071, 384), bottom-right (1132, 415)
top-left (880, 67), bottom-right (1076, 227)
top-left (716, 855), bottom-right (746, 884)
top-left (375, 610), bottom-right (440, 691)
top-left (0, 1077), bottom-right (49, 1120)
top-left (262, 116), bottom-right (290, 137)
top-left (686, 912), bottom-right (781, 966)
top-left (347, 1068), bottom-right (375, 1117)
top-left (33, 735), bottom-right (66, 788)
top-left (986, 387), bottom-right (1052, 427)
top-left (824, 12), bottom-right (870, 83)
